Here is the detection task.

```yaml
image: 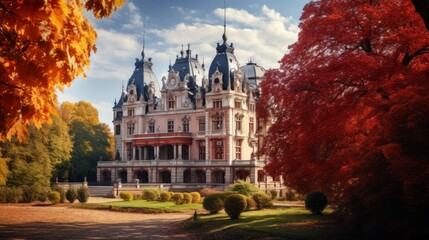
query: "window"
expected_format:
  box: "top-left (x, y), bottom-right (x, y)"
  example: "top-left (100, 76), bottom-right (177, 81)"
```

top-left (148, 120), bottom-right (155, 133)
top-left (126, 143), bottom-right (132, 160)
top-left (249, 103), bottom-right (255, 112)
top-left (198, 141), bottom-right (205, 160)
top-left (128, 108), bottom-right (134, 116)
top-left (116, 111), bottom-right (122, 119)
top-left (198, 118), bottom-right (205, 132)
top-left (182, 119), bottom-right (189, 132)
top-left (235, 100), bottom-right (241, 109)
top-left (214, 140), bottom-right (223, 160)
top-left (249, 117), bottom-right (254, 134)
top-left (167, 145), bottom-right (174, 159)
top-left (182, 145), bottom-right (189, 160)
top-left (235, 139), bottom-right (242, 160)
top-left (235, 115), bottom-right (242, 132)
top-left (212, 113), bottom-right (223, 131)
top-left (168, 95), bottom-right (175, 109)
top-left (115, 124), bottom-right (121, 135)
top-left (127, 122), bottom-right (135, 135)
top-left (213, 98), bottom-right (222, 108)
top-left (168, 120), bottom-right (174, 133)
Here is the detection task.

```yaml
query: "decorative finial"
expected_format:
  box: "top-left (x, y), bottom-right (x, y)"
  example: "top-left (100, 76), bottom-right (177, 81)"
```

top-left (202, 57), bottom-right (205, 70)
top-left (169, 59), bottom-right (172, 70)
top-left (141, 23), bottom-right (146, 59)
top-left (122, 80), bottom-right (124, 92)
top-left (180, 44), bottom-right (184, 57)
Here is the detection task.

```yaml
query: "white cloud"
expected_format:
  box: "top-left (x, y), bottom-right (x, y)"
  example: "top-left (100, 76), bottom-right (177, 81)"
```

top-left (122, 2), bottom-right (144, 30)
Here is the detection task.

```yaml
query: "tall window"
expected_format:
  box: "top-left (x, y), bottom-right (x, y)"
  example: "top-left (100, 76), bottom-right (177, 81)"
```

top-left (249, 117), bottom-right (254, 134)
top-left (198, 118), bottom-right (205, 132)
top-left (214, 140), bottom-right (223, 160)
top-left (182, 145), bottom-right (189, 160)
top-left (115, 124), bottom-right (121, 135)
top-left (213, 98), bottom-right (222, 108)
top-left (127, 122), bottom-right (135, 135)
top-left (168, 95), bottom-right (175, 109)
top-left (148, 120), bottom-right (155, 133)
top-left (235, 115), bottom-right (242, 132)
top-left (168, 120), bottom-right (174, 133)
top-left (128, 108), bottom-right (134, 116)
top-left (212, 113), bottom-right (223, 131)
top-left (198, 141), bottom-right (206, 160)
top-left (116, 111), bottom-right (123, 119)
top-left (127, 143), bottom-right (132, 160)
top-left (235, 139), bottom-right (242, 160)
top-left (235, 100), bottom-right (241, 109)
top-left (249, 103), bottom-right (255, 112)
top-left (182, 118), bottom-right (190, 132)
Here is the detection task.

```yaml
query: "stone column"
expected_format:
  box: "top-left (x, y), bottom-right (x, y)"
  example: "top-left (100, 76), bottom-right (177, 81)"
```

top-left (155, 145), bottom-right (160, 160)
top-left (173, 144), bottom-right (177, 160)
top-left (132, 146), bottom-right (136, 160)
top-left (206, 169), bottom-right (212, 184)
top-left (127, 168), bottom-right (133, 183)
top-left (96, 168), bottom-right (101, 183)
top-left (178, 144), bottom-right (182, 160)
top-left (143, 146), bottom-right (147, 160)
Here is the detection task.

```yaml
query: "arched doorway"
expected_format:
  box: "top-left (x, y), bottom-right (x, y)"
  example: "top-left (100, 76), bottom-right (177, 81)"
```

top-left (136, 170), bottom-right (149, 183)
top-left (196, 170), bottom-right (206, 183)
top-left (119, 170), bottom-right (127, 183)
top-left (235, 169), bottom-right (250, 181)
top-left (183, 169), bottom-right (191, 183)
top-left (159, 170), bottom-right (171, 183)
top-left (212, 170), bottom-right (225, 184)
top-left (102, 170), bottom-right (111, 185)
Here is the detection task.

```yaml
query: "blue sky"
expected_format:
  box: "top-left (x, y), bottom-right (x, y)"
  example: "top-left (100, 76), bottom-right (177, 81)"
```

top-left (57, 0), bottom-right (311, 130)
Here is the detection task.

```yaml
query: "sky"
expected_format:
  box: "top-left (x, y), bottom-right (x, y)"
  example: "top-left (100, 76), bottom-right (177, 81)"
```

top-left (57, 0), bottom-right (311, 130)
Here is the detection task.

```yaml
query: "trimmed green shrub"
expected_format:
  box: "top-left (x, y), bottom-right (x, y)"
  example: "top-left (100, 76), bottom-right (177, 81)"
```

top-left (52, 186), bottom-right (66, 203)
top-left (203, 193), bottom-right (225, 214)
top-left (77, 186), bottom-right (89, 203)
top-left (143, 189), bottom-right (159, 201)
top-left (245, 196), bottom-right (256, 211)
top-left (0, 187), bottom-right (23, 203)
top-left (119, 192), bottom-right (133, 201)
top-left (252, 192), bottom-right (272, 210)
top-left (224, 194), bottom-right (247, 219)
top-left (190, 192), bottom-right (201, 203)
top-left (305, 192), bottom-right (328, 215)
top-left (228, 180), bottom-right (259, 196)
top-left (160, 192), bottom-right (171, 202)
top-left (66, 188), bottom-right (77, 203)
top-left (38, 189), bottom-right (48, 202)
top-left (171, 193), bottom-right (184, 204)
top-left (48, 191), bottom-right (61, 204)
top-left (22, 185), bottom-right (45, 203)
top-left (269, 190), bottom-right (278, 200)
top-left (133, 193), bottom-right (143, 200)
top-left (183, 193), bottom-right (192, 204)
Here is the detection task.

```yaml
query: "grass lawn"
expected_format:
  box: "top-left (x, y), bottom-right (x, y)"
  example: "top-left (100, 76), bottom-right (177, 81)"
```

top-left (79, 200), bottom-right (205, 213)
top-left (183, 206), bottom-right (346, 240)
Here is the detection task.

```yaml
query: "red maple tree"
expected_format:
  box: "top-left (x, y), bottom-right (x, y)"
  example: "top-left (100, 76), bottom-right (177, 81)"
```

top-left (259, 0), bottom-right (429, 238)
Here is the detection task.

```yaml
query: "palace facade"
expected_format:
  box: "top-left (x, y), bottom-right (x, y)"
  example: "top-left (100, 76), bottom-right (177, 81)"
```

top-left (96, 31), bottom-right (281, 191)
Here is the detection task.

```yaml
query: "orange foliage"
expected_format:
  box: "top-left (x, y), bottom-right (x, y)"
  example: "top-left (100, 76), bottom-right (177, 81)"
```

top-left (0, 0), bottom-right (125, 141)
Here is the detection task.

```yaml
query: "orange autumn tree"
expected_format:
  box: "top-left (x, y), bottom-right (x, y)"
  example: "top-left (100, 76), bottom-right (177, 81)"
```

top-left (259, 0), bottom-right (429, 238)
top-left (0, 0), bottom-right (125, 141)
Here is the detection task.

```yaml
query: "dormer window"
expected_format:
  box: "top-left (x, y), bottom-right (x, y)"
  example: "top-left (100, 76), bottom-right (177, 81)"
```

top-left (214, 78), bottom-right (220, 84)
top-left (213, 99), bottom-right (222, 108)
top-left (168, 95), bottom-right (175, 109)
top-left (130, 90), bottom-right (134, 95)
top-left (128, 108), bottom-right (134, 116)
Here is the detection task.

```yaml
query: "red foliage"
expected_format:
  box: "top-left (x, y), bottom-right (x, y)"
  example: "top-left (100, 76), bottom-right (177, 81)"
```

top-left (260, 0), bottom-right (429, 238)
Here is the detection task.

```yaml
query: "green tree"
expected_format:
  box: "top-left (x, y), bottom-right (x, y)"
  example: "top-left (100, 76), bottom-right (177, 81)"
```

top-left (59, 101), bottom-right (113, 182)
top-left (0, 150), bottom-right (9, 186)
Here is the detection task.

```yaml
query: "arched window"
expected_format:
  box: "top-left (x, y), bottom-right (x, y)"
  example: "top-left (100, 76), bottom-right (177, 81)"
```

top-left (159, 170), bottom-right (171, 183)
top-left (183, 169), bottom-right (192, 183)
top-left (136, 170), bottom-right (149, 183)
top-left (212, 170), bottom-right (225, 184)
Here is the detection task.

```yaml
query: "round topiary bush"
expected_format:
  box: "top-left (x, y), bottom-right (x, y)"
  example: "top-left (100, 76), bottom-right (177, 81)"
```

top-left (171, 193), bottom-right (184, 204)
top-left (224, 194), bottom-right (247, 219)
top-left (119, 192), bottom-right (133, 201)
top-left (133, 193), bottom-right (143, 200)
top-left (305, 192), bottom-right (328, 215)
top-left (66, 188), bottom-right (77, 203)
top-left (143, 189), bottom-right (159, 201)
top-left (245, 196), bottom-right (256, 211)
top-left (190, 192), bottom-right (201, 203)
top-left (77, 186), bottom-right (89, 203)
top-left (48, 191), bottom-right (61, 204)
top-left (160, 192), bottom-right (171, 202)
top-left (183, 193), bottom-right (192, 204)
top-left (168, 192), bottom-right (175, 198)
top-left (203, 193), bottom-right (225, 214)
top-left (52, 186), bottom-right (66, 203)
top-left (252, 192), bottom-right (272, 210)
top-left (269, 190), bottom-right (278, 200)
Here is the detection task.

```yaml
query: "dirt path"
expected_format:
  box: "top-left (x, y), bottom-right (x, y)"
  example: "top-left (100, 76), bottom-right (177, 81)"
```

top-left (0, 204), bottom-right (193, 240)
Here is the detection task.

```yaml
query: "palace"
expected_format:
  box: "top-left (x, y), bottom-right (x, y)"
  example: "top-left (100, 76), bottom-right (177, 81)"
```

top-left (96, 30), bottom-right (281, 192)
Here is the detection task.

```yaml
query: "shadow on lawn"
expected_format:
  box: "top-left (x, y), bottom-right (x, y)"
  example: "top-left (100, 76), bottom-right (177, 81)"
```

top-left (0, 219), bottom-right (193, 240)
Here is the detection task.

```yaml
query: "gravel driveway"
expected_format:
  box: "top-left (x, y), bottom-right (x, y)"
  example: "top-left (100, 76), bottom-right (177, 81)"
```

top-left (0, 201), bottom-right (193, 240)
